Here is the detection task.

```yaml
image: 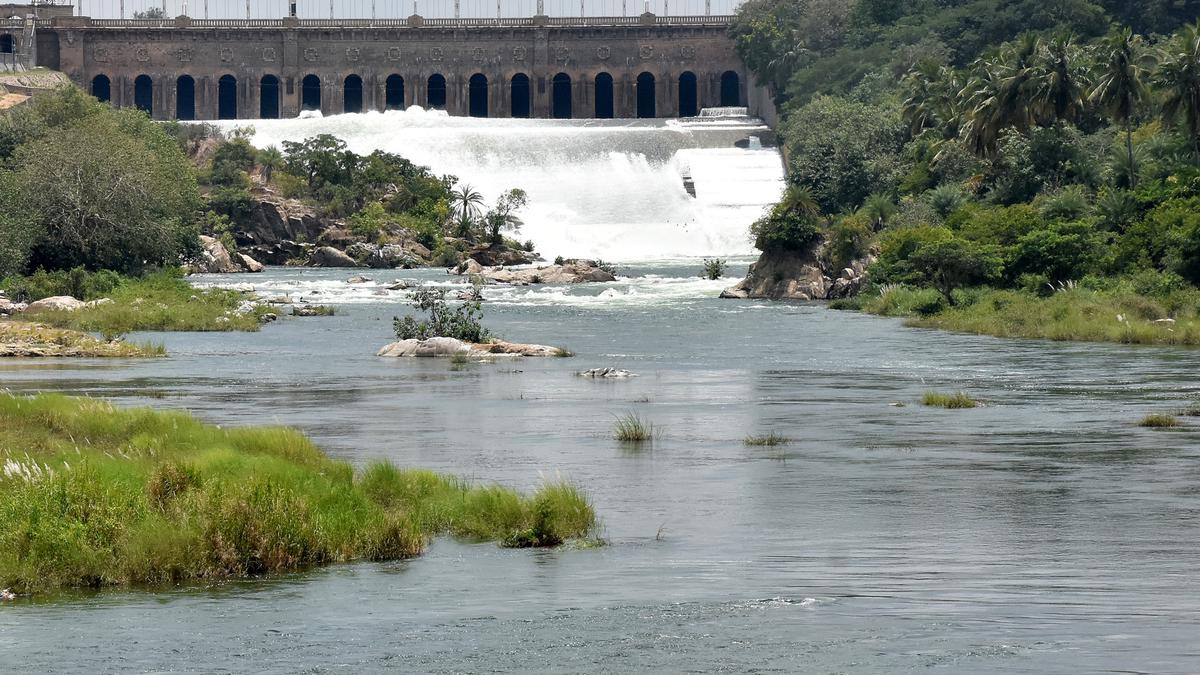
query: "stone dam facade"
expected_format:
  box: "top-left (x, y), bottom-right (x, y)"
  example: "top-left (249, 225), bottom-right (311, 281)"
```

top-left (4, 12), bottom-right (759, 120)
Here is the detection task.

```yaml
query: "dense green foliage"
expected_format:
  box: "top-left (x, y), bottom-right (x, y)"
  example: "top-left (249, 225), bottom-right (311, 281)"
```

top-left (393, 287), bottom-right (490, 343)
top-left (0, 394), bottom-right (598, 593)
top-left (735, 2), bottom-right (1200, 342)
top-left (0, 88), bottom-right (201, 278)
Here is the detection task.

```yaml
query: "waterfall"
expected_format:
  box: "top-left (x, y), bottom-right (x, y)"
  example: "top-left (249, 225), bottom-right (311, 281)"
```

top-left (230, 109), bottom-right (785, 262)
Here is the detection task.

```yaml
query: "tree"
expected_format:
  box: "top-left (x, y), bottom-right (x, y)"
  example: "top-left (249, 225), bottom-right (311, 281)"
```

top-left (9, 112), bottom-right (201, 275)
top-left (483, 189), bottom-right (527, 244)
top-left (1157, 21), bottom-right (1200, 158)
top-left (1030, 33), bottom-right (1089, 126)
top-left (908, 238), bottom-right (1004, 305)
top-left (449, 184), bottom-right (486, 240)
top-left (133, 7), bottom-right (166, 19)
top-left (283, 134), bottom-right (349, 189)
top-left (750, 186), bottom-right (823, 251)
top-left (1090, 29), bottom-right (1152, 188)
top-left (961, 34), bottom-right (1040, 156)
top-left (257, 145), bottom-right (283, 183)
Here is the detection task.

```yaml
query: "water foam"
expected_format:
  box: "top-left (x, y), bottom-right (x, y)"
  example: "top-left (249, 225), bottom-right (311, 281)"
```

top-left (224, 109), bottom-right (784, 262)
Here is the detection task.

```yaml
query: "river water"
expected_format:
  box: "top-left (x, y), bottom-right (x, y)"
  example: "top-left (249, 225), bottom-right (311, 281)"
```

top-left (2, 116), bottom-right (1200, 673)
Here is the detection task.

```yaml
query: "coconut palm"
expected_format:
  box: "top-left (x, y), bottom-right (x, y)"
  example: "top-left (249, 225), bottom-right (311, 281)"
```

top-left (1091, 29), bottom-right (1153, 188)
top-left (1030, 33), bottom-right (1089, 126)
top-left (1156, 21), bottom-right (1200, 158)
top-left (961, 34), bottom-right (1041, 156)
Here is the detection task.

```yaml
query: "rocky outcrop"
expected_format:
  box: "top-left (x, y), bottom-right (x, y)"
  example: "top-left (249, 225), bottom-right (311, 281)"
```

top-left (0, 298), bottom-right (27, 316)
top-left (224, 197), bottom-right (327, 265)
top-left (721, 242), bottom-right (872, 301)
top-left (377, 337), bottom-right (567, 358)
top-left (346, 242), bottom-right (431, 269)
top-left (579, 368), bottom-right (638, 378)
top-left (452, 260), bottom-right (616, 285)
top-left (191, 236), bottom-right (265, 274)
top-left (469, 244), bottom-right (535, 267)
top-left (309, 246), bottom-right (361, 268)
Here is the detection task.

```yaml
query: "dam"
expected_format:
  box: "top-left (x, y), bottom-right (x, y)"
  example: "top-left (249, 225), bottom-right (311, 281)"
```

top-left (1, 1), bottom-right (768, 121)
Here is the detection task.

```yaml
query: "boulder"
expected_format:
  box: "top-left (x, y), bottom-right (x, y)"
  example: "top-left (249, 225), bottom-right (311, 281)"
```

top-left (0, 299), bottom-right (27, 316)
top-left (237, 253), bottom-right (265, 273)
top-left (721, 248), bottom-right (831, 301)
top-left (378, 337), bottom-right (475, 358)
top-left (347, 275), bottom-right (373, 284)
top-left (194, 235), bottom-right (239, 274)
top-left (377, 337), bottom-right (566, 358)
top-left (310, 246), bottom-right (361, 268)
top-left (25, 296), bottom-right (85, 313)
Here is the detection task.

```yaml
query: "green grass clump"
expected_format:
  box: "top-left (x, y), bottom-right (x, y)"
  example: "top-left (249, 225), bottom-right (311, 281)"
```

top-left (613, 412), bottom-right (654, 443)
top-left (743, 433), bottom-right (791, 446)
top-left (1138, 414), bottom-right (1181, 428)
top-left (1177, 405), bottom-right (1200, 417)
top-left (33, 270), bottom-right (269, 334)
top-left (0, 393), bottom-right (598, 594)
top-left (922, 391), bottom-right (979, 409)
top-left (861, 286), bottom-right (1200, 346)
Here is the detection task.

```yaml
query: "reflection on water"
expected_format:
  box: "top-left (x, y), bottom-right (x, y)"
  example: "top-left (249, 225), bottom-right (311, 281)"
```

top-left (1, 264), bottom-right (1200, 673)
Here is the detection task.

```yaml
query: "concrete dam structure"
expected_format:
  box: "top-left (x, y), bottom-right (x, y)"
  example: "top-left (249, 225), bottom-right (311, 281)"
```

top-left (2, 4), bottom-right (760, 120)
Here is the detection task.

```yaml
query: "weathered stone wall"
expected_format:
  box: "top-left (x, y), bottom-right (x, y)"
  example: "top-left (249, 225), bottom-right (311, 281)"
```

top-left (38, 15), bottom-right (758, 121)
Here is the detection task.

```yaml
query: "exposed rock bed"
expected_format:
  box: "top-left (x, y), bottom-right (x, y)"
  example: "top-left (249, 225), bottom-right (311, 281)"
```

top-left (721, 240), bottom-right (873, 301)
top-left (0, 322), bottom-right (159, 358)
top-left (377, 337), bottom-right (567, 358)
top-left (452, 259), bottom-right (616, 285)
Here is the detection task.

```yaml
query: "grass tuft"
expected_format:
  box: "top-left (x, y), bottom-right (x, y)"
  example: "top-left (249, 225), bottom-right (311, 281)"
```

top-left (743, 433), bottom-right (791, 446)
top-left (922, 391), bottom-right (979, 409)
top-left (613, 412), bottom-right (654, 443)
top-left (1138, 414), bottom-right (1181, 428)
top-left (0, 393), bottom-right (599, 594)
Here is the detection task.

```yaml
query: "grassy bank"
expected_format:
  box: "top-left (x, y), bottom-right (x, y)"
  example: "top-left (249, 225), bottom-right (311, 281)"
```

top-left (845, 286), bottom-right (1200, 346)
top-left (0, 322), bottom-right (163, 358)
top-left (4, 270), bottom-right (269, 335)
top-left (0, 394), bottom-right (597, 594)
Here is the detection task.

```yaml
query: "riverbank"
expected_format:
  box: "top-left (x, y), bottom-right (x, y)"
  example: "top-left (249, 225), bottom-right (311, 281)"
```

top-left (2, 271), bottom-right (271, 335)
top-left (839, 285), bottom-right (1200, 346)
top-left (0, 393), bottom-right (597, 595)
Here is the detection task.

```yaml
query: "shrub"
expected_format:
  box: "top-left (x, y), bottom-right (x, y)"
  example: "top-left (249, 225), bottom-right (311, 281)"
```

top-left (827, 214), bottom-right (873, 270)
top-left (743, 433), bottom-right (790, 446)
top-left (393, 287), bottom-right (489, 343)
top-left (613, 413), bottom-right (654, 443)
top-left (927, 184), bottom-right (968, 219)
top-left (702, 258), bottom-right (727, 280)
top-left (1138, 414), bottom-right (1181, 428)
top-left (751, 186), bottom-right (823, 252)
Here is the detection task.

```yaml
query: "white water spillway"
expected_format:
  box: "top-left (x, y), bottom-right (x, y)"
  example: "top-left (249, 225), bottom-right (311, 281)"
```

top-left (230, 109), bottom-right (785, 262)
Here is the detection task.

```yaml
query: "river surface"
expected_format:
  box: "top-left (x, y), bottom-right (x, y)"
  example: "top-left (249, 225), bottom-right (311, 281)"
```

top-left (2, 113), bottom-right (1200, 673)
top-left (1, 262), bottom-right (1199, 673)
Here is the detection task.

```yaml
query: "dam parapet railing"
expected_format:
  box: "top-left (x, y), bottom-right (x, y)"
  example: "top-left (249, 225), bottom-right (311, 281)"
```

top-left (37, 13), bottom-right (733, 29)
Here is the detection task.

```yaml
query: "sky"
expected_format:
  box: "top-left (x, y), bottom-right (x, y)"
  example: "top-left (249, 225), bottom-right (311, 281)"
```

top-left (67, 0), bottom-right (744, 19)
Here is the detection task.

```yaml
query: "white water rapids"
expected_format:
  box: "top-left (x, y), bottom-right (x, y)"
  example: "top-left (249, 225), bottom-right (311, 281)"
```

top-left (227, 108), bottom-right (785, 262)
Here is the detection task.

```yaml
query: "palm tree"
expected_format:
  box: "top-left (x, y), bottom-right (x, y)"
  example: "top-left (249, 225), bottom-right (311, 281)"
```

top-left (1091, 29), bottom-right (1153, 188)
top-left (1030, 33), bottom-right (1089, 126)
top-left (257, 145), bottom-right (283, 184)
top-left (449, 184), bottom-right (486, 241)
top-left (961, 34), bottom-right (1041, 156)
top-left (779, 185), bottom-right (820, 220)
top-left (1156, 21), bottom-right (1200, 158)
top-left (860, 193), bottom-right (898, 230)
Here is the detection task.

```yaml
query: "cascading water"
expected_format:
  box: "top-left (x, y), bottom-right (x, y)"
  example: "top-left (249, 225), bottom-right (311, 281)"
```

top-left (228, 109), bottom-right (785, 262)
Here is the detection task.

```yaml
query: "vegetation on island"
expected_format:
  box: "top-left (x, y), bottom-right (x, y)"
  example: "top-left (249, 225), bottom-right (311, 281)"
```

top-left (613, 412), bottom-right (655, 443)
top-left (393, 286), bottom-right (490, 343)
top-left (200, 128), bottom-right (530, 267)
top-left (743, 433), bottom-right (791, 447)
top-left (0, 322), bottom-right (163, 358)
top-left (922, 391), bottom-right (980, 409)
top-left (0, 393), bottom-right (598, 594)
top-left (733, 1), bottom-right (1200, 345)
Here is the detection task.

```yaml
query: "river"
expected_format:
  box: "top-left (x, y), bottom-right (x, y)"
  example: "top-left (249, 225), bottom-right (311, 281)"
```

top-left (1, 115), bottom-right (1199, 673)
